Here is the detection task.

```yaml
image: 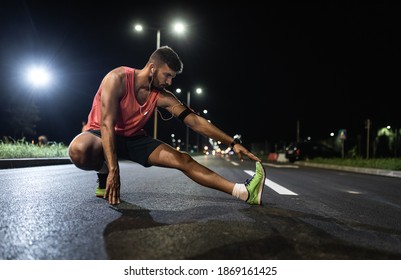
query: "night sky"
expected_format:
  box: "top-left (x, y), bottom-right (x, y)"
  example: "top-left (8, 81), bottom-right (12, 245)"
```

top-left (0, 1), bottom-right (399, 150)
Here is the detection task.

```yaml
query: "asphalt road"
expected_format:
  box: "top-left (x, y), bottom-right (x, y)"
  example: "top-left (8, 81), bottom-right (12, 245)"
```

top-left (1, 155), bottom-right (401, 260)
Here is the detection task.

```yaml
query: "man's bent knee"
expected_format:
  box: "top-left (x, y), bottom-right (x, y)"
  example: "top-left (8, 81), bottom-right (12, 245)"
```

top-left (68, 133), bottom-right (103, 171)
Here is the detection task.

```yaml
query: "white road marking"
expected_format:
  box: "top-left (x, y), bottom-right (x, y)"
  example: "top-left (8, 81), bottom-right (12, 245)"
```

top-left (244, 170), bottom-right (298, 196)
top-left (263, 162), bottom-right (299, 169)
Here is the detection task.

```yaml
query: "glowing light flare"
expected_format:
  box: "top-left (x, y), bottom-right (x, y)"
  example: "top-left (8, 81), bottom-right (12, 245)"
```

top-left (134, 24), bottom-right (143, 32)
top-left (173, 22), bottom-right (185, 34)
top-left (26, 66), bottom-right (51, 87)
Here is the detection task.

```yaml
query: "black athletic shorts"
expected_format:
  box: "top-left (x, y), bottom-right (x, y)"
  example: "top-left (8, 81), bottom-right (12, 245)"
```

top-left (87, 130), bottom-right (163, 167)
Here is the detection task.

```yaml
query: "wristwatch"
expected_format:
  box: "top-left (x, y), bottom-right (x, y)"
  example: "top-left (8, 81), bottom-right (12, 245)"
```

top-left (230, 135), bottom-right (242, 148)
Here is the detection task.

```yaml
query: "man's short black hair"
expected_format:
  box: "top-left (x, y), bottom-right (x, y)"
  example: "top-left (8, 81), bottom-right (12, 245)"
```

top-left (149, 46), bottom-right (183, 74)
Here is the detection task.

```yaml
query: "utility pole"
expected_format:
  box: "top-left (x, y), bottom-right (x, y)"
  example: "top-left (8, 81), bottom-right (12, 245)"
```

top-left (296, 120), bottom-right (300, 142)
top-left (365, 118), bottom-right (371, 159)
top-left (186, 91), bottom-right (191, 152)
top-left (395, 128), bottom-right (398, 157)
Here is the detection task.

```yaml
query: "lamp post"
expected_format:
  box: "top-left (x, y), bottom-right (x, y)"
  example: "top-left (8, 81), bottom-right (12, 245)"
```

top-left (20, 65), bottom-right (52, 139)
top-left (153, 29), bottom-right (161, 140)
top-left (134, 22), bottom-right (186, 139)
top-left (176, 87), bottom-right (202, 152)
top-left (196, 109), bottom-right (208, 153)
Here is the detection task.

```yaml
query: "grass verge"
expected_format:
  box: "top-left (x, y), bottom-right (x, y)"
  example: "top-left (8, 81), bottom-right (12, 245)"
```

top-left (306, 157), bottom-right (401, 171)
top-left (1, 139), bottom-right (400, 171)
top-left (0, 140), bottom-right (68, 159)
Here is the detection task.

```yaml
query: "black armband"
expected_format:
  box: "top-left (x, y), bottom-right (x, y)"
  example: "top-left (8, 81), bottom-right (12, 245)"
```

top-left (230, 134), bottom-right (242, 148)
top-left (176, 104), bottom-right (196, 122)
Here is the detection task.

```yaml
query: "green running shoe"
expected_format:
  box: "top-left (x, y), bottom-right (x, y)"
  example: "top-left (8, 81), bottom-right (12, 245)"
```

top-left (95, 187), bottom-right (106, 198)
top-left (245, 161), bottom-right (266, 205)
top-left (95, 173), bottom-right (107, 198)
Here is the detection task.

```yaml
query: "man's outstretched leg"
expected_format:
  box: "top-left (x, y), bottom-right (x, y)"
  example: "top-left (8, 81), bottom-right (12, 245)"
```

top-left (148, 144), bottom-right (267, 205)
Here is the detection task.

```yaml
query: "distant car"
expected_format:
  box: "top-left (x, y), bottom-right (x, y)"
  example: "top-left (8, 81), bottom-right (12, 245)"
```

top-left (285, 142), bottom-right (341, 163)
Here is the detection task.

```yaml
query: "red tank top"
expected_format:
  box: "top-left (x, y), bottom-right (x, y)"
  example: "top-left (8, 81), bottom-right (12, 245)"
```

top-left (85, 67), bottom-right (159, 137)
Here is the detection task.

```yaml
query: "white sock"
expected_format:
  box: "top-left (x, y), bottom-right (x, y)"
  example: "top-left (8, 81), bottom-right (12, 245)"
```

top-left (232, 183), bottom-right (249, 201)
top-left (97, 161), bottom-right (108, 174)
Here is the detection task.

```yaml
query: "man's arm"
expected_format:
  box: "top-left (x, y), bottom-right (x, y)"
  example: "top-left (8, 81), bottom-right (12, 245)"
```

top-left (185, 113), bottom-right (261, 162)
top-left (100, 69), bottom-right (125, 205)
top-left (159, 91), bottom-right (261, 162)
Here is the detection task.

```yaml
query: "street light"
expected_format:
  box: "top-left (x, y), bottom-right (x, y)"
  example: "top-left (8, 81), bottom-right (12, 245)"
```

top-left (176, 87), bottom-right (202, 152)
top-left (134, 22), bottom-right (186, 139)
top-left (26, 65), bottom-right (52, 88)
top-left (197, 109), bottom-right (208, 153)
top-left (18, 64), bottom-right (53, 139)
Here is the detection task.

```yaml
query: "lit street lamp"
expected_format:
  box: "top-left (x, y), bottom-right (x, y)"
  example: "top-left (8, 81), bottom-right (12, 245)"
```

top-left (26, 65), bottom-right (52, 88)
top-left (15, 65), bottom-right (53, 139)
top-left (196, 109), bottom-right (208, 153)
top-left (134, 22), bottom-right (186, 139)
